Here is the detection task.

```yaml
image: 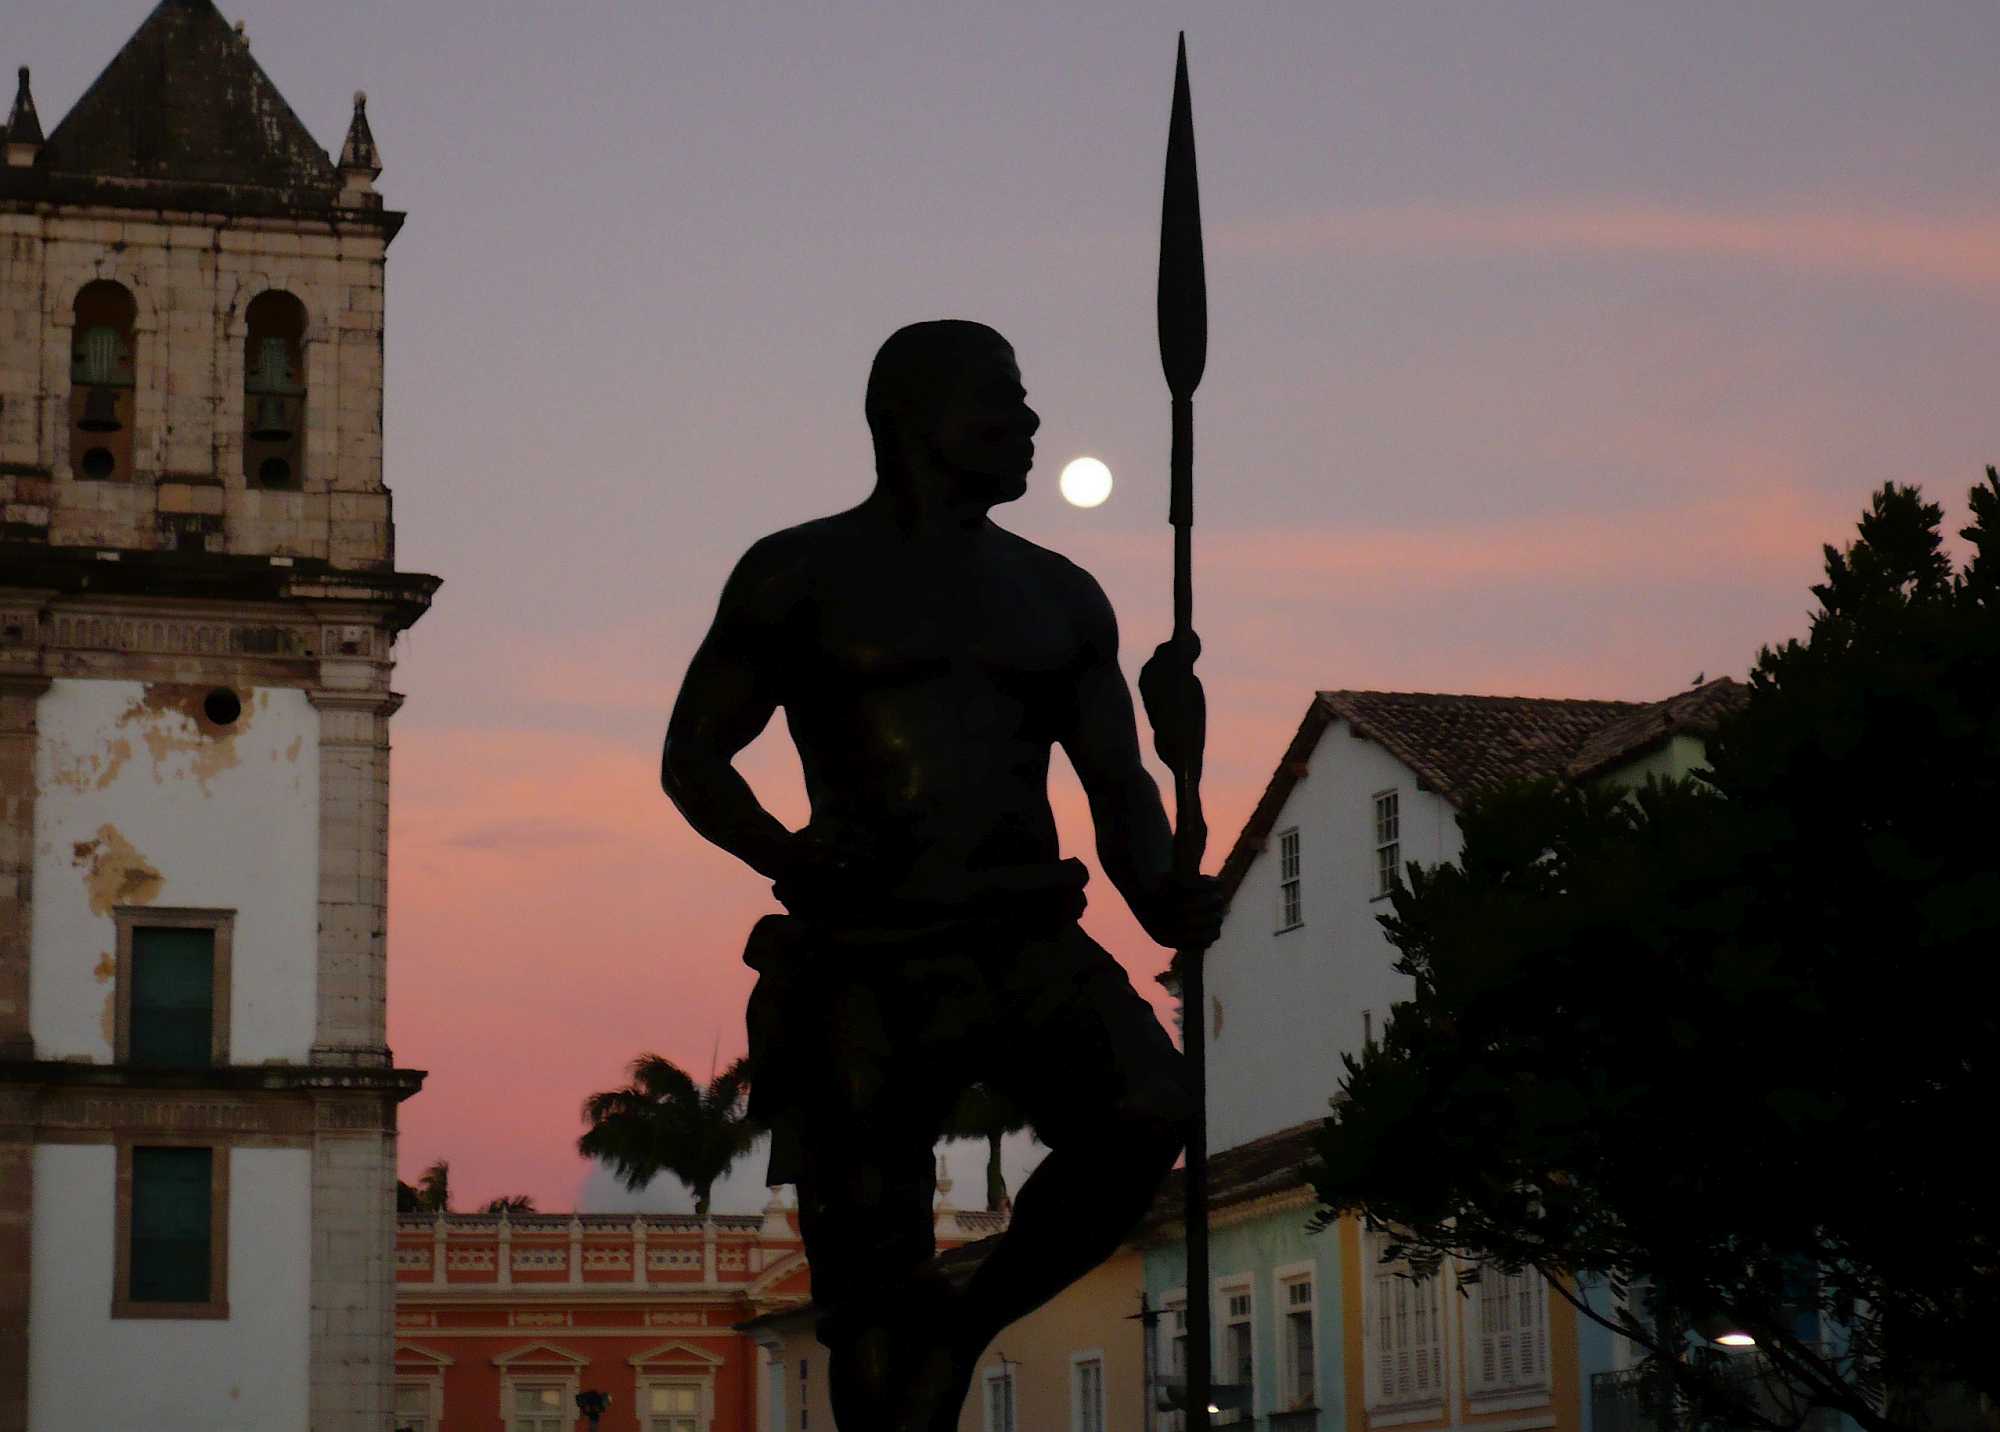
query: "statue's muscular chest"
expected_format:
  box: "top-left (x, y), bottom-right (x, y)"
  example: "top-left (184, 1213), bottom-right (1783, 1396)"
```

top-left (799, 555), bottom-right (1080, 689)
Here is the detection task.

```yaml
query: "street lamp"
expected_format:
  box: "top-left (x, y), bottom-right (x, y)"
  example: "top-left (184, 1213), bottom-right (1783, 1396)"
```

top-left (576, 1389), bottom-right (612, 1429)
top-left (1157, 1381), bottom-right (1251, 1416)
top-left (1692, 1313), bottom-right (1758, 1349)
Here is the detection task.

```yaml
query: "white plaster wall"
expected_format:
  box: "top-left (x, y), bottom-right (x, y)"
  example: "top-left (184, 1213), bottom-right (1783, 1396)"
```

top-left (1204, 718), bottom-right (1459, 1151)
top-left (1600, 733), bottom-right (1710, 788)
top-left (28, 1143), bottom-right (312, 1432)
top-left (30, 677), bottom-right (320, 1063)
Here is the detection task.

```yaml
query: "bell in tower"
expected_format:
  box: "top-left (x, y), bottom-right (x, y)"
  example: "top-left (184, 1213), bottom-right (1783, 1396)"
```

top-left (242, 297), bottom-right (306, 486)
top-left (78, 385), bottom-right (122, 433)
top-left (249, 393), bottom-right (293, 443)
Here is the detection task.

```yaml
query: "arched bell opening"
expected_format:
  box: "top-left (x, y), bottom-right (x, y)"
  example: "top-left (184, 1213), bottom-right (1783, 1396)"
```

top-left (69, 280), bottom-right (137, 481)
top-left (243, 290), bottom-right (307, 490)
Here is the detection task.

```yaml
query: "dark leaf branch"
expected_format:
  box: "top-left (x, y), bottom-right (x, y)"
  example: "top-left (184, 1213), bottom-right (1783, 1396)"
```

top-left (1311, 474), bottom-right (2000, 1432)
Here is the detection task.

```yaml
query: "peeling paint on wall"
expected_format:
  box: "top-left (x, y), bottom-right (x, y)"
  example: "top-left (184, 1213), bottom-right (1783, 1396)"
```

top-left (45, 735), bottom-right (135, 792)
top-left (118, 683), bottom-right (253, 792)
top-left (96, 948), bottom-right (119, 1048)
top-left (70, 823), bottom-right (163, 915)
top-left (33, 678), bottom-right (319, 1061)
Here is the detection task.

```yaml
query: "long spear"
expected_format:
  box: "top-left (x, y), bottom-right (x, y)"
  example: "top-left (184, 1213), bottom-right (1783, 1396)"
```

top-left (1141, 31), bottom-right (1213, 1432)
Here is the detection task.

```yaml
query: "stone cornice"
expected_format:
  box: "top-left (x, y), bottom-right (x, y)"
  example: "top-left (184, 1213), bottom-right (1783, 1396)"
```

top-left (0, 543), bottom-right (439, 632)
top-left (0, 186), bottom-right (406, 243)
top-left (0, 1059), bottom-right (426, 1101)
top-left (1143, 1182), bottom-right (1318, 1240)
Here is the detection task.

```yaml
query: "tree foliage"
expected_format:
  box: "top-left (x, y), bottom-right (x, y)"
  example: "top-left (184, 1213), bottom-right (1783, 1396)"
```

top-left (396, 1159), bottom-right (533, 1215)
top-left (413, 1157), bottom-right (452, 1214)
top-left (1311, 474), bottom-right (2000, 1432)
top-left (578, 1053), bottom-right (760, 1218)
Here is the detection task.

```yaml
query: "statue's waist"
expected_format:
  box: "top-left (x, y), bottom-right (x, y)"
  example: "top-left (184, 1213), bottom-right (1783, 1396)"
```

top-left (752, 858), bottom-right (1089, 958)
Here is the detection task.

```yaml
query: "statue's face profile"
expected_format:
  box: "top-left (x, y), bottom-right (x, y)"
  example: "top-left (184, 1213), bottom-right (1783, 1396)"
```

top-left (922, 340), bottom-right (1041, 504)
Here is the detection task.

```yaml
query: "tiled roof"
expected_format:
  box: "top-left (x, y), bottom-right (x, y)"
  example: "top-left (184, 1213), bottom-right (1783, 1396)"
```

top-left (1143, 1120), bottom-right (1322, 1231)
top-left (1206, 680), bottom-right (1747, 928)
top-left (1322, 690), bottom-right (1641, 806)
top-left (1565, 677), bottom-right (1746, 782)
top-left (12, 0), bottom-right (358, 219)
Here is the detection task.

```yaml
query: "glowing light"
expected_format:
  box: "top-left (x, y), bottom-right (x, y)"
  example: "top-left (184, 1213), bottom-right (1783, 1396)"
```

top-left (1714, 1333), bottom-right (1757, 1348)
top-left (1059, 456), bottom-right (1114, 508)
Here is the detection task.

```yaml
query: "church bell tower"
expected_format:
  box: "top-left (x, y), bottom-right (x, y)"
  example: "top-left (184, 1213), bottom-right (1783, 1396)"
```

top-left (0, 4), bottom-right (437, 1429)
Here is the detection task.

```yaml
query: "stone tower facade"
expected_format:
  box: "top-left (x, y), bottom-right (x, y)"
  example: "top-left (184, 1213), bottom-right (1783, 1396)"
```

top-left (0, 4), bottom-right (437, 1429)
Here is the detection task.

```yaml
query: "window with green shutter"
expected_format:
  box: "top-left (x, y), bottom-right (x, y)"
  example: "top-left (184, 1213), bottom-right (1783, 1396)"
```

top-left (130, 1146), bottom-right (212, 1303)
top-left (129, 926), bottom-right (214, 1066)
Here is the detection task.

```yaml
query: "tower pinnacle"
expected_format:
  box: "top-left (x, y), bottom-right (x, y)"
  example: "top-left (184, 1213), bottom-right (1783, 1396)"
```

top-left (5, 67), bottom-right (42, 168)
top-left (338, 90), bottom-right (382, 206)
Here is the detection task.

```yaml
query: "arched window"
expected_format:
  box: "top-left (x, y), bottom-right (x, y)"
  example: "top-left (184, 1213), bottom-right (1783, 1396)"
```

top-left (69, 280), bottom-right (136, 481)
top-left (243, 291), bottom-right (307, 489)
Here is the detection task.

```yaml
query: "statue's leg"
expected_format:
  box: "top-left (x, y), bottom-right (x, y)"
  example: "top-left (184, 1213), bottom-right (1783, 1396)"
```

top-left (796, 971), bottom-right (964, 1431)
top-left (954, 924), bottom-right (1191, 1355)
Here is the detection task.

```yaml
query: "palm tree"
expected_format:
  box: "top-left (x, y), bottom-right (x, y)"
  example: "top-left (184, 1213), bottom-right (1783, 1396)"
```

top-left (943, 1084), bottom-right (1034, 1213)
top-left (415, 1157), bottom-right (452, 1213)
top-left (399, 1160), bottom-right (532, 1216)
top-left (578, 1054), bottom-right (759, 1218)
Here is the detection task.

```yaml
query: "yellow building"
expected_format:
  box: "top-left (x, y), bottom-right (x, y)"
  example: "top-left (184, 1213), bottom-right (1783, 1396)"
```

top-left (743, 1238), bottom-right (1147, 1432)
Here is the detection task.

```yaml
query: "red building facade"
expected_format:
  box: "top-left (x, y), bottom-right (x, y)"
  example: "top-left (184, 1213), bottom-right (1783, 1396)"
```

top-left (393, 1196), bottom-right (1004, 1432)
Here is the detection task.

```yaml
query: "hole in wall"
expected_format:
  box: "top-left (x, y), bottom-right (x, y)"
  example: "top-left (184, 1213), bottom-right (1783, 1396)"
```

top-left (202, 689), bottom-right (242, 727)
top-left (80, 447), bottom-right (116, 480)
top-left (258, 457), bottom-right (293, 488)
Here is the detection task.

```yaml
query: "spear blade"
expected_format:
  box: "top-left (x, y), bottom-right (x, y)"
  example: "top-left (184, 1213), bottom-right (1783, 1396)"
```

top-left (1159, 33), bottom-right (1208, 405)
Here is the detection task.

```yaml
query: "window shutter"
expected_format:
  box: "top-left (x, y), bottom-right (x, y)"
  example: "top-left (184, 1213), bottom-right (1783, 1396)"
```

top-left (1416, 1279), bottom-right (1442, 1396)
top-left (131, 1146), bottom-right (211, 1302)
top-left (1525, 1276), bottom-right (1549, 1381)
top-left (1472, 1270), bottom-right (1549, 1394)
top-left (130, 926), bottom-right (214, 1066)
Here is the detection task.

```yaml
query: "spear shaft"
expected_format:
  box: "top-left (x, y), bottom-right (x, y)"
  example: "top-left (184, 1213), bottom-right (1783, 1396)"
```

top-left (1156, 32), bottom-right (1212, 1432)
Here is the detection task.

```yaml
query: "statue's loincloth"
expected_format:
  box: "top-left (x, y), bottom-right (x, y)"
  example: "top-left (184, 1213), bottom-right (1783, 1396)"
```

top-left (742, 860), bottom-right (1188, 1185)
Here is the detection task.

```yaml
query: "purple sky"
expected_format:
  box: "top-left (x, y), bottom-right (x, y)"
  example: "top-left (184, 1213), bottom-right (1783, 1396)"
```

top-left (16, 1), bottom-right (1998, 1209)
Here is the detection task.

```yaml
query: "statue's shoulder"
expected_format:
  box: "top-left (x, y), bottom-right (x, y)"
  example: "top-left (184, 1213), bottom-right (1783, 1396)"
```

top-left (728, 512), bottom-right (855, 589)
top-left (992, 526), bottom-right (1111, 605)
top-left (715, 518), bottom-right (838, 628)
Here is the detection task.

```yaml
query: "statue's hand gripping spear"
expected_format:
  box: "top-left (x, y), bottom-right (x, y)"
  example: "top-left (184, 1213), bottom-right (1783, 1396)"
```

top-left (1136, 32), bottom-right (1217, 1432)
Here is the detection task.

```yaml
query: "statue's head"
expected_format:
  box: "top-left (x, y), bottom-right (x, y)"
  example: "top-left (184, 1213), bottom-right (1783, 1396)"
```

top-left (866, 320), bottom-right (1040, 507)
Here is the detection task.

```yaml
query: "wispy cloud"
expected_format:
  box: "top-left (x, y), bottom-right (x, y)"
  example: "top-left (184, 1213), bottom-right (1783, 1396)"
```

top-left (1219, 201), bottom-right (2000, 291)
top-left (446, 820), bottom-right (619, 852)
top-left (1072, 483), bottom-right (1853, 601)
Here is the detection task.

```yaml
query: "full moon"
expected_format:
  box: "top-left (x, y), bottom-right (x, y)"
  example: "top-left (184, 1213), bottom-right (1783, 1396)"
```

top-left (1059, 456), bottom-right (1114, 508)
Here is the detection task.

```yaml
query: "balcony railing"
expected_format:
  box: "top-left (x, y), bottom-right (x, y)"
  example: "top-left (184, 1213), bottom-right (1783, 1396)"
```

top-left (1590, 1365), bottom-right (1846, 1432)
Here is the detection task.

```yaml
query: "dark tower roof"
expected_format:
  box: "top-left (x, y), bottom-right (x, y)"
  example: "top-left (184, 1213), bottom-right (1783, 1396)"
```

top-left (44, 0), bottom-right (335, 192)
top-left (3, 0), bottom-right (395, 228)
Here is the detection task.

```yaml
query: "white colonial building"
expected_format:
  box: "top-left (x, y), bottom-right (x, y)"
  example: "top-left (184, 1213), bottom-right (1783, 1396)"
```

top-left (1143, 681), bottom-right (1744, 1432)
top-left (0, 5), bottom-right (435, 1430)
top-left (1199, 683), bottom-right (1742, 1153)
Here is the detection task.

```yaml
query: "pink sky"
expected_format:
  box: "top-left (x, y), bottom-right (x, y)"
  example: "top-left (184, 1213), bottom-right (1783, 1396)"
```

top-left (20, 1), bottom-right (1996, 1209)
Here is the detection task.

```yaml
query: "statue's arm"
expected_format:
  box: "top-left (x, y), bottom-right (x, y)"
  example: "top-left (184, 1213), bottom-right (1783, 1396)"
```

top-left (1058, 571), bottom-right (1181, 926)
top-left (661, 540), bottom-right (799, 881)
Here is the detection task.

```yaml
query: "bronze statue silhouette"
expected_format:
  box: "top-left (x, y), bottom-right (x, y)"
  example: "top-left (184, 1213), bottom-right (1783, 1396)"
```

top-left (664, 319), bottom-right (1218, 1430)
